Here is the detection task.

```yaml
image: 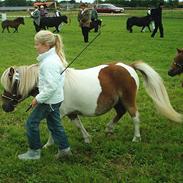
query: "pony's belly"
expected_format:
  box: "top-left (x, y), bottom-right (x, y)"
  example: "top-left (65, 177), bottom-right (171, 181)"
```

top-left (61, 89), bottom-right (101, 116)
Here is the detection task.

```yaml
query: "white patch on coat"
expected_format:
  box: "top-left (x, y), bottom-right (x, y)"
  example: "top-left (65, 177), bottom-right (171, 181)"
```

top-left (61, 65), bottom-right (108, 116)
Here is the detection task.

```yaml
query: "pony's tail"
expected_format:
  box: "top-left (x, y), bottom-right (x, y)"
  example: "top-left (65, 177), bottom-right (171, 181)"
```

top-left (131, 61), bottom-right (183, 123)
top-left (126, 18), bottom-right (130, 31)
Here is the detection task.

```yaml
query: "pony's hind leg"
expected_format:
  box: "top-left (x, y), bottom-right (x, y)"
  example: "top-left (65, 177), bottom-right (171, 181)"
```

top-left (68, 114), bottom-right (91, 143)
top-left (123, 88), bottom-right (141, 142)
top-left (105, 101), bottom-right (126, 134)
top-left (128, 107), bottom-right (141, 142)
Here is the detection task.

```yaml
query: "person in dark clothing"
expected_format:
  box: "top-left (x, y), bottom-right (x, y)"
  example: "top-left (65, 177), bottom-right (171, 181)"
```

top-left (40, 5), bottom-right (48, 18)
top-left (78, 3), bottom-right (90, 43)
top-left (91, 5), bottom-right (99, 32)
top-left (27, 7), bottom-right (41, 32)
top-left (151, 2), bottom-right (164, 38)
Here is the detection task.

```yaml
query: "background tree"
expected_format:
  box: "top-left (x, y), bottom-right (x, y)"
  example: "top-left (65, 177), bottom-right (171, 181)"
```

top-left (4, 0), bottom-right (27, 6)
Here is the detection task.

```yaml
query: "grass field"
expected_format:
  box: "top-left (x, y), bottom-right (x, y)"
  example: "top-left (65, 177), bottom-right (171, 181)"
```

top-left (0, 10), bottom-right (183, 183)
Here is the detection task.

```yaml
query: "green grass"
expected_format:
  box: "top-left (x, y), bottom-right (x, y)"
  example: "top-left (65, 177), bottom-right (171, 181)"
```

top-left (0, 10), bottom-right (183, 183)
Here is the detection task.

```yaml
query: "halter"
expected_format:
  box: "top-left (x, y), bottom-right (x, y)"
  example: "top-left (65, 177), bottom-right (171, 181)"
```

top-left (174, 62), bottom-right (183, 70)
top-left (1, 70), bottom-right (22, 104)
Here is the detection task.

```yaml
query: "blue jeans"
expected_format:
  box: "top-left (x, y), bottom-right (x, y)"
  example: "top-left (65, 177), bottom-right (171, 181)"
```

top-left (26, 102), bottom-right (69, 150)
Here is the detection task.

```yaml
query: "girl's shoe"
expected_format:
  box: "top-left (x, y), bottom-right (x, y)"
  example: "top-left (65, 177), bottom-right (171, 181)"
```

top-left (18, 149), bottom-right (41, 160)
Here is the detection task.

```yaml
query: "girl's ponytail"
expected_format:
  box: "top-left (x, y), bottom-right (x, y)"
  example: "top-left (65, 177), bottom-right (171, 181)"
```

top-left (54, 34), bottom-right (68, 67)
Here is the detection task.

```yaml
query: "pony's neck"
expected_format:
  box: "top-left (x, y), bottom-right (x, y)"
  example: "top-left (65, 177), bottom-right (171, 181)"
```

top-left (18, 64), bottom-right (39, 98)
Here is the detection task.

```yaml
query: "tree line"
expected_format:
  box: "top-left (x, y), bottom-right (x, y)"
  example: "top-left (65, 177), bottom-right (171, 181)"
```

top-left (0, 0), bottom-right (181, 8)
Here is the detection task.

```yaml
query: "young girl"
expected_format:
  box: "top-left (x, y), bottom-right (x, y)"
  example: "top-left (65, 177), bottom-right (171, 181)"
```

top-left (18, 30), bottom-right (71, 160)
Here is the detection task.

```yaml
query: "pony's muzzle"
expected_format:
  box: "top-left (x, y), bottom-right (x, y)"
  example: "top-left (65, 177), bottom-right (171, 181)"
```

top-left (168, 70), bottom-right (174, 76)
top-left (2, 103), bottom-right (15, 112)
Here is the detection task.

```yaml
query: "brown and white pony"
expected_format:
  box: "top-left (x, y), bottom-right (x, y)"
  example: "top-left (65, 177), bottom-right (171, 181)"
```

top-left (1, 62), bottom-right (182, 146)
top-left (168, 48), bottom-right (183, 87)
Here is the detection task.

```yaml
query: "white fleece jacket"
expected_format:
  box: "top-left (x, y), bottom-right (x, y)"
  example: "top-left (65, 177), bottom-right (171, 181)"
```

top-left (36, 47), bottom-right (65, 104)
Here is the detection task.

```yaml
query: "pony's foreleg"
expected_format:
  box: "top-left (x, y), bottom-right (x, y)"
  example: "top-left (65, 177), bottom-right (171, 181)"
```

top-left (13, 28), bottom-right (18, 33)
top-left (43, 131), bottom-right (54, 148)
top-left (129, 26), bottom-right (133, 33)
top-left (147, 25), bottom-right (151, 32)
top-left (69, 115), bottom-right (91, 143)
top-left (7, 26), bottom-right (10, 33)
top-left (55, 26), bottom-right (59, 33)
top-left (141, 26), bottom-right (145, 32)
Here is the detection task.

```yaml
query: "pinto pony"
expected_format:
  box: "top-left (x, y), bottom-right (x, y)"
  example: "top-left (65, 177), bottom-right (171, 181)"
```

top-left (126, 15), bottom-right (153, 33)
top-left (1, 17), bottom-right (25, 33)
top-left (1, 62), bottom-right (182, 146)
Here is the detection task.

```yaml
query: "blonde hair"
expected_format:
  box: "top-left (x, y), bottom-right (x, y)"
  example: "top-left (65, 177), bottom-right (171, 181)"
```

top-left (34, 30), bottom-right (68, 66)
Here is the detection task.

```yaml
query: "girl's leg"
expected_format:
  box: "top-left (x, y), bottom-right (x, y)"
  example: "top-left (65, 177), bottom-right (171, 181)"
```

top-left (26, 104), bottom-right (48, 150)
top-left (46, 103), bottom-right (70, 150)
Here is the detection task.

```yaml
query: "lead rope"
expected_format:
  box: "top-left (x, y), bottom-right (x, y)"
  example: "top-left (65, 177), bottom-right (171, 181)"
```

top-left (61, 31), bottom-right (101, 75)
top-left (26, 31), bottom-right (101, 112)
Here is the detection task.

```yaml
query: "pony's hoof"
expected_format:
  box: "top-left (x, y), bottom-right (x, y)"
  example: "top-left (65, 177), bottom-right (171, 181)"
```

top-left (132, 136), bottom-right (141, 142)
top-left (84, 136), bottom-right (92, 144)
top-left (43, 143), bottom-right (52, 149)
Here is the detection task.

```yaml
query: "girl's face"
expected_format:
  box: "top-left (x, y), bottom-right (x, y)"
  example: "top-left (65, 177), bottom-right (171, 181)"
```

top-left (34, 41), bottom-right (50, 54)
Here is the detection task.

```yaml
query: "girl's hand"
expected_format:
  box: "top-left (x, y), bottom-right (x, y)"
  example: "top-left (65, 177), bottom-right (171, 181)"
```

top-left (31, 98), bottom-right (38, 108)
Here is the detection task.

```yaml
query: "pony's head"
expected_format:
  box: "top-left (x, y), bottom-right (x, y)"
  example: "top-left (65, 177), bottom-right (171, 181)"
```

top-left (17, 17), bottom-right (25, 25)
top-left (60, 15), bottom-right (68, 24)
top-left (168, 48), bottom-right (183, 77)
top-left (1, 65), bottom-right (39, 112)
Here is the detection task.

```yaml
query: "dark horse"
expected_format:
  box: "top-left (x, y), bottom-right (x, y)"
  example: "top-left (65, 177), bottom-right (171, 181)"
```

top-left (168, 48), bottom-right (183, 87)
top-left (1, 17), bottom-right (24, 33)
top-left (89, 19), bottom-right (102, 32)
top-left (39, 15), bottom-right (68, 33)
top-left (126, 15), bottom-right (153, 33)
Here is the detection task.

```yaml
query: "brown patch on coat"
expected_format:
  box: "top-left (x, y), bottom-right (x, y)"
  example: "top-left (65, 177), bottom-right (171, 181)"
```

top-left (95, 63), bottom-right (138, 117)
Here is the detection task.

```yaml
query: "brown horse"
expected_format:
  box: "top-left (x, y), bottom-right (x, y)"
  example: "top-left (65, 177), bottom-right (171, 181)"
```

top-left (1, 17), bottom-right (25, 33)
top-left (168, 48), bottom-right (183, 87)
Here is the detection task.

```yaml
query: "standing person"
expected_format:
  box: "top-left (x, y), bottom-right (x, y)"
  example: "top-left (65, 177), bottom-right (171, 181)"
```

top-left (151, 2), bottom-right (164, 38)
top-left (55, 8), bottom-right (61, 17)
top-left (55, 8), bottom-right (62, 32)
top-left (91, 5), bottom-right (98, 22)
top-left (78, 3), bottom-right (90, 43)
top-left (18, 30), bottom-right (71, 160)
top-left (142, 7), bottom-right (155, 33)
top-left (147, 7), bottom-right (155, 30)
top-left (40, 5), bottom-right (48, 18)
top-left (27, 7), bottom-right (41, 32)
top-left (91, 4), bottom-right (99, 32)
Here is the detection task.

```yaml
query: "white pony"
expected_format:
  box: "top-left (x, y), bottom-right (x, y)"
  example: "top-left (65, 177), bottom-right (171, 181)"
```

top-left (1, 62), bottom-right (182, 147)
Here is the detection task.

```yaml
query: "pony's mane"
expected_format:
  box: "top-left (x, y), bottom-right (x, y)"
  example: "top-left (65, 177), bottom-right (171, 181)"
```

top-left (1, 64), bottom-right (39, 98)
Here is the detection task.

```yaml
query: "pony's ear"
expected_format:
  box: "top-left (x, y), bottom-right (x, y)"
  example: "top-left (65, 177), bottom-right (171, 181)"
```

top-left (177, 48), bottom-right (182, 53)
top-left (8, 67), bottom-right (14, 78)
